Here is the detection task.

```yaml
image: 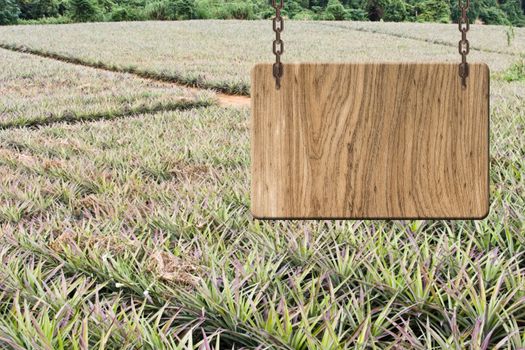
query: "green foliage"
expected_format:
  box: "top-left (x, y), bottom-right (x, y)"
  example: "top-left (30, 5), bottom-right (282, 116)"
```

top-left (0, 0), bottom-right (20, 24)
top-left (293, 9), bottom-right (316, 20)
top-left (324, 0), bottom-right (346, 20)
top-left (144, 0), bottom-right (171, 20)
top-left (17, 14), bottom-right (70, 23)
top-left (193, 0), bottom-right (212, 18)
top-left (282, 0), bottom-right (305, 18)
top-left (216, 1), bottom-right (254, 19)
top-left (144, 0), bottom-right (195, 20)
top-left (450, 0), bottom-right (482, 23)
top-left (96, 0), bottom-right (113, 12)
top-left (500, 0), bottom-right (525, 26)
top-left (414, 0), bottom-right (450, 23)
top-left (501, 56), bottom-right (525, 81)
top-left (109, 6), bottom-right (144, 21)
top-left (16, 0), bottom-right (59, 20)
top-left (195, 0), bottom-right (262, 19)
top-left (366, 0), bottom-right (385, 20)
top-left (68, 0), bottom-right (99, 21)
top-left (365, 0), bottom-right (406, 21)
top-left (479, 6), bottom-right (511, 25)
top-left (344, 7), bottom-right (367, 20)
top-left (1, 0), bottom-right (524, 27)
top-left (383, 0), bottom-right (406, 21)
top-left (171, 0), bottom-right (196, 20)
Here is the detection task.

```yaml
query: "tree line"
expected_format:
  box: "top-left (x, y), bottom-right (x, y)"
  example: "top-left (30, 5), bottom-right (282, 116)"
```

top-left (1, 0), bottom-right (524, 26)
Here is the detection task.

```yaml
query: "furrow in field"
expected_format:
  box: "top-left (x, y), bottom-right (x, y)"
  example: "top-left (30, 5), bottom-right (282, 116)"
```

top-left (314, 21), bottom-right (523, 57)
top-left (0, 21), bottom-right (517, 100)
top-left (0, 48), bottom-right (218, 129)
top-left (0, 43), bottom-right (251, 107)
top-left (0, 106), bottom-right (249, 226)
top-left (0, 21), bottom-right (524, 349)
top-left (0, 81), bottom-right (522, 228)
top-left (0, 99), bottom-right (211, 130)
top-left (0, 78), bottom-right (524, 347)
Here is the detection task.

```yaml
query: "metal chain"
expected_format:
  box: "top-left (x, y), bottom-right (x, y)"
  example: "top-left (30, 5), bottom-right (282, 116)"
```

top-left (272, 0), bottom-right (284, 89)
top-left (458, 0), bottom-right (470, 88)
top-left (270, 0), bottom-right (469, 89)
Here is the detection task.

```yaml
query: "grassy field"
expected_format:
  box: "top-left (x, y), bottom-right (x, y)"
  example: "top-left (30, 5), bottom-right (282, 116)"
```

top-left (0, 49), bottom-right (214, 129)
top-left (0, 21), bottom-right (523, 94)
top-left (326, 21), bottom-right (525, 55)
top-left (0, 20), bottom-right (524, 349)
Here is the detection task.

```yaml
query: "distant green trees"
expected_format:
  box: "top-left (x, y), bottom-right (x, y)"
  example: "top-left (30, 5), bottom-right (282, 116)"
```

top-left (69, 0), bottom-right (99, 21)
top-left (17, 0), bottom-right (59, 19)
top-left (324, 0), bottom-right (346, 20)
top-left (0, 0), bottom-right (20, 24)
top-left (413, 0), bottom-right (450, 23)
top-left (500, 0), bottom-right (525, 26)
top-left (1, 0), bottom-right (524, 26)
top-left (480, 5), bottom-right (510, 25)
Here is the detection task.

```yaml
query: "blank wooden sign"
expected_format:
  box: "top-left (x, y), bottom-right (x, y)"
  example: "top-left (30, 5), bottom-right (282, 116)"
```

top-left (251, 63), bottom-right (490, 219)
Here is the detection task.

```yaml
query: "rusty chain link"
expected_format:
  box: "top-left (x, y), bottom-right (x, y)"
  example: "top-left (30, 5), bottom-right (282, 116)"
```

top-left (272, 0), bottom-right (284, 89)
top-left (458, 0), bottom-right (470, 88)
top-left (270, 0), bottom-right (470, 89)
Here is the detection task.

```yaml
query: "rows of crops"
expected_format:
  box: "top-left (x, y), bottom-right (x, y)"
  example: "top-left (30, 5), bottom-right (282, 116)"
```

top-left (0, 21), bottom-right (524, 349)
top-left (0, 21), bottom-right (522, 94)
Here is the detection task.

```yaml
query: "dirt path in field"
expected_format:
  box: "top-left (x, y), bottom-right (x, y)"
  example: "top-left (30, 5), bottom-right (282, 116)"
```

top-left (0, 43), bottom-right (251, 110)
top-left (183, 84), bottom-right (250, 108)
top-left (216, 93), bottom-right (250, 108)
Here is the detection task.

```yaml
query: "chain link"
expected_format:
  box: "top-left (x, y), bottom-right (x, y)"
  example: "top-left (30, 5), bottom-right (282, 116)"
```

top-left (270, 0), bottom-right (469, 89)
top-left (458, 0), bottom-right (470, 88)
top-left (272, 0), bottom-right (284, 89)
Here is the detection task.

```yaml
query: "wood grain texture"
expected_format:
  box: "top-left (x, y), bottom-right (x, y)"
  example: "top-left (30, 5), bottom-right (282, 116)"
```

top-left (251, 63), bottom-right (490, 219)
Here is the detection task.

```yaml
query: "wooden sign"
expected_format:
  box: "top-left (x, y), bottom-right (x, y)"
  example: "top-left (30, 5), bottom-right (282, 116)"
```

top-left (251, 63), bottom-right (490, 219)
